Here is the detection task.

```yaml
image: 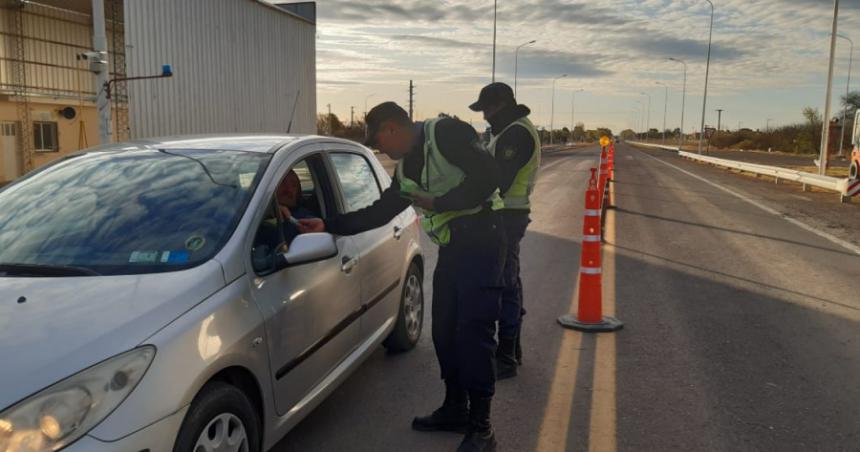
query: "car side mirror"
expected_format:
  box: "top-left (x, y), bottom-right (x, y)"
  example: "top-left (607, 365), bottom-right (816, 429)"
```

top-left (275, 233), bottom-right (338, 269)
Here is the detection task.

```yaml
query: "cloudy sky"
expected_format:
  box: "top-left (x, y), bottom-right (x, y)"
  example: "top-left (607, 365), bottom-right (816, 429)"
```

top-left (309, 0), bottom-right (859, 134)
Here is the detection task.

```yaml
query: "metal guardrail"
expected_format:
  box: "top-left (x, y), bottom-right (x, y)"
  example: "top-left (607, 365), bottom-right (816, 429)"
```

top-left (628, 141), bottom-right (852, 200)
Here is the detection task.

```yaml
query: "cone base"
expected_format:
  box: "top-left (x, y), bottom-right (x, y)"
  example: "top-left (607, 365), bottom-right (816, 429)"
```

top-left (557, 314), bottom-right (624, 332)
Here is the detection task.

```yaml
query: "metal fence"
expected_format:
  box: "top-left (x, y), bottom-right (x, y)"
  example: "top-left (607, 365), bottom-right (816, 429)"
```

top-left (628, 141), bottom-right (853, 201)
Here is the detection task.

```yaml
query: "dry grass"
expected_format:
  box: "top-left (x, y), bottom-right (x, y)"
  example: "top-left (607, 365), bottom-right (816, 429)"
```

top-left (789, 166), bottom-right (850, 178)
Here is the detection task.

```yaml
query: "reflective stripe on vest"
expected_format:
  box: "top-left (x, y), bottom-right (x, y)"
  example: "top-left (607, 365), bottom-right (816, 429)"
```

top-left (488, 116), bottom-right (541, 210)
top-left (396, 118), bottom-right (503, 245)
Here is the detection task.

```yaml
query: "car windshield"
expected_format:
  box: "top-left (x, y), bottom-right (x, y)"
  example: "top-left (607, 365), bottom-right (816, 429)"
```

top-left (0, 148), bottom-right (269, 276)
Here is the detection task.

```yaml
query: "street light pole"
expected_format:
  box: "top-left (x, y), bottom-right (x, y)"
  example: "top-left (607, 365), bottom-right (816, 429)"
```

top-left (669, 57), bottom-right (687, 148)
top-left (656, 81), bottom-right (668, 144)
top-left (364, 93), bottom-right (376, 119)
top-left (698, 0), bottom-right (714, 155)
top-left (640, 92), bottom-right (651, 140)
top-left (571, 88), bottom-right (584, 143)
top-left (635, 100), bottom-right (643, 139)
top-left (514, 40), bottom-right (536, 98)
top-left (837, 33), bottom-right (853, 157)
top-left (492, 0), bottom-right (497, 82)
top-left (550, 74), bottom-right (567, 145)
top-left (819, 0), bottom-right (839, 175)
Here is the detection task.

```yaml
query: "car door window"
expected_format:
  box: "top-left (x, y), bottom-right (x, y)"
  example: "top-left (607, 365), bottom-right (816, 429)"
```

top-left (251, 155), bottom-right (331, 274)
top-left (329, 153), bottom-right (381, 213)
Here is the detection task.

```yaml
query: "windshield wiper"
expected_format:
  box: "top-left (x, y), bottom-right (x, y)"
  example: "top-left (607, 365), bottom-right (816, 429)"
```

top-left (0, 263), bottom-right (102, 277)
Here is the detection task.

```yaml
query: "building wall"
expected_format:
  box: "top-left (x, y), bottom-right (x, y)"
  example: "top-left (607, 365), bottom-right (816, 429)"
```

top-left (0, 99), bottom-right (99, 183)
top-left (0, 1), bottom-right (125, 183)
top-left (123, 0), bottom-right (317, 138)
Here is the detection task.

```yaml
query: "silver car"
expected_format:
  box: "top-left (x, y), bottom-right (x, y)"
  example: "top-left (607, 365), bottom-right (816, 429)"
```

top-left (0, 135), bottom-right (425, 452)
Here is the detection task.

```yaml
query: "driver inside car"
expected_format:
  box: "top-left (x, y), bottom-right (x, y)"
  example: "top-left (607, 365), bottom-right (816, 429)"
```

top-left (253, 169), bottom-right (319, 263)
top-left (274, 169), bottom-right (318, 244)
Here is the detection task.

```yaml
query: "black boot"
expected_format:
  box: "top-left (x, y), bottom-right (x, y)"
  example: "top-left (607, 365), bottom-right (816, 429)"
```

top-left (457, 394), bottom-right (496, 452)
top-left (412, 382), bottom-right (469, 433)
top-left (515, 333), bottom-right (523, 366)
top-left (516, 311), bottom-right (525, 365)
top-left (496, 336), bottom-right (518, 380)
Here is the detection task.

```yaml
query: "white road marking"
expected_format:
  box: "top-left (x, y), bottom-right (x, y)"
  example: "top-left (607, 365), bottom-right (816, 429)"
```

top-left (636, 149), bottom-right (860, 256)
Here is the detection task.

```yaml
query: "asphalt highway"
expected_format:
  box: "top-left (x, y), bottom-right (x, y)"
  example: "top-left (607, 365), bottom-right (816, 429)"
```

top-left (274, 143), bottom-right (860, 452)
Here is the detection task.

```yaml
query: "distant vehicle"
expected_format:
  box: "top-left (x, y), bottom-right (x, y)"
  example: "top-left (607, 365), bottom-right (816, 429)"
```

top-left (852, 111), bottom-right (860, 180)
top-left (0, 135), bottom-right (424, 452)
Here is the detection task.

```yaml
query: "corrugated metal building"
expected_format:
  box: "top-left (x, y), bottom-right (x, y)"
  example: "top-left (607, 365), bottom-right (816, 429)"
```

top-left (0, 0), bottom-right (316, 184)
top-left (125, 0), bottom-right (316, 139)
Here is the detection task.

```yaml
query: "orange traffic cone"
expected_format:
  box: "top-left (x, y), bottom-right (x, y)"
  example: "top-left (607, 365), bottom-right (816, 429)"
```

top-left (558, 169), bottom-right (623, 333)
top-left (607, 144), bottom-right (615, 181)
top-left (598, 147), bottom-right (610, 209)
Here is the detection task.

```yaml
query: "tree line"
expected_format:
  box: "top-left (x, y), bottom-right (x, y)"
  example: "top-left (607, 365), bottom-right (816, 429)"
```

top-left (317, 114), bottom-right (613, 145)
top-left (619, 91), bottom-right (860, 155)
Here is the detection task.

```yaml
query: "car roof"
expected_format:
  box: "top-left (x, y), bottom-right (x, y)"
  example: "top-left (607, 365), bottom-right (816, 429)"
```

top-left (83, 134), bottom-right (365, 154)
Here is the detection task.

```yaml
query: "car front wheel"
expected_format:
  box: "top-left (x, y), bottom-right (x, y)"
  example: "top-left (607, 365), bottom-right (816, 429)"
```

top-left (383, 262), bottom-right (424, 352)
top-left (173, 381), bottom-right (260, 452)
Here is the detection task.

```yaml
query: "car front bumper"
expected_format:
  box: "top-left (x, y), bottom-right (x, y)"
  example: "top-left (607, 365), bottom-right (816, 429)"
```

top-left (64, 406), bottom-right (188, 452)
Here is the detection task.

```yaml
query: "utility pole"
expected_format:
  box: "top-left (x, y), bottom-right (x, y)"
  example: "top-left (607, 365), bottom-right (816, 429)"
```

top-left (837, 33), bottom-right (853, 157)
top-left (669, 58), bottom-right (688, 149)
top-left (92, 0), bottom-right (112, 143)
top-left (492, 0), bottom-right (497, 82)
top-left (408, 80), bottom-right (415, 120)
top-left (550, 74), bottom-right (567, 145)
top-left (698, 0), bottom-right (715, 155)
top-left (819, 0), bottom-right (839, 175)
top-left (327, 103), bottom-right (332, 135)
top-left (571, 88), bottom-right (583, 143)
top-left (657, 81), bottom-right (668, 144)
top-left (716, 109), bottom-right (723, 131)
top-left (350, 106), bottom-right (354, 127)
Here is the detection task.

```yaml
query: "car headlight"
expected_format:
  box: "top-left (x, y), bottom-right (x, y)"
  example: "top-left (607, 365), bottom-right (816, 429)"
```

top-left (0, 346), bottom-right (155, 452)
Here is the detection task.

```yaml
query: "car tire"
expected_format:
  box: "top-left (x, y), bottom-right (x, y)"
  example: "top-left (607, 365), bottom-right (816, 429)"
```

top-left (383, 262), bottom-right (424, 353)
top-left (851, 162), bottom-right (858, 180)
top-left (173, 381), bottom-right (261, 452)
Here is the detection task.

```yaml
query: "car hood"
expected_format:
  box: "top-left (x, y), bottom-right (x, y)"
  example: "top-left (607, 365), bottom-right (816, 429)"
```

top-left (0, 261), bottom-right (225, 411)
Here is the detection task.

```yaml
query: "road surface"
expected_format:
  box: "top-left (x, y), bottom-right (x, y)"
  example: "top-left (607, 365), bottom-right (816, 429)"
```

top-left (274, 143), bottom-right (860, 451)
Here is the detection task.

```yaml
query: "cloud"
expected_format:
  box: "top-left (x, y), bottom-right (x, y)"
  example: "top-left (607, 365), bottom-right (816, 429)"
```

top-left (390, 34), bottom-right (489, 49)
top-left (498, 48), bottom-right (613, 79)
top-left (314, 0), bottom-right (490, 22)
top-left (516, 0), bottom-right (632, 26)
top-left (624, 34), bottom-right (747, 61)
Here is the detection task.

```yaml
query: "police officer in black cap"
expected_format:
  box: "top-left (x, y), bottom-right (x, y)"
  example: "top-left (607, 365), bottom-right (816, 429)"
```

top-left (469, 83), bottom-right (541, 379)
top-left (298, 102), bottom-right (506, 452)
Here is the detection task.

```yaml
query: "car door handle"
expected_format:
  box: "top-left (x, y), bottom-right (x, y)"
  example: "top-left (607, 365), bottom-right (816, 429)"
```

top-left (341, 256), bottom-right (357, 273)
top-left (393, 226), bottom-right (404, 240)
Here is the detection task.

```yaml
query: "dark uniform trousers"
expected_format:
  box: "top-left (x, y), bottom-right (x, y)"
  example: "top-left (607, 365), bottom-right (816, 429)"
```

top-left (498, 210), bottom-right (530, 340)
top-left (432, 209), bottom-right (507, 397)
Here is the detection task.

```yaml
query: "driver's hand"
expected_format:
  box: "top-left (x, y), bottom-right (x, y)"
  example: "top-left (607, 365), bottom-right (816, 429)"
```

top-left (278, 205), bottom-right (292, 220)
top-left (297, 218), bottom-right (325, 233)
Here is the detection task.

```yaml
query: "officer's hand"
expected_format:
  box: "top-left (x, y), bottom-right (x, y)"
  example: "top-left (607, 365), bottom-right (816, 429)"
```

top-left (412, 194), bottom-right (435, 211)
top-left (297, 218), bottom-right (325, 233)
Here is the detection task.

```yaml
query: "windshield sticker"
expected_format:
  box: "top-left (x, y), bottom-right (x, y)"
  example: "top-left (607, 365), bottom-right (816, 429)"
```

top-left (160, 250), bottom-right (190, 264)
top-left (239, 173), bottom-right (256, 189)
top-left (129, 251), bottom-right (159, 263)
top-left (185, 235), bottom-right (206, 252)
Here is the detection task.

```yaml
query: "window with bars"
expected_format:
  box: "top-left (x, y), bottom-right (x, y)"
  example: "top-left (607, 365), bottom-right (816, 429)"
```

top-left (33, 122), bottom-right (59, 152)
top-left (1, 123), bottom-right (16, 137)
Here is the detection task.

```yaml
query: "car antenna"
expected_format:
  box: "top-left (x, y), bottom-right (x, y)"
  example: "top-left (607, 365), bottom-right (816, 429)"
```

top-left (286, 90), bottom-right (301, 133)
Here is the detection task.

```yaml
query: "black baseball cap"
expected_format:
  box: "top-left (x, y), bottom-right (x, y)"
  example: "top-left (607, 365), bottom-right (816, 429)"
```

top-left (469, 82), bottom-right (516, 112)
top-left (363, 101), bottom-right (410, 147)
